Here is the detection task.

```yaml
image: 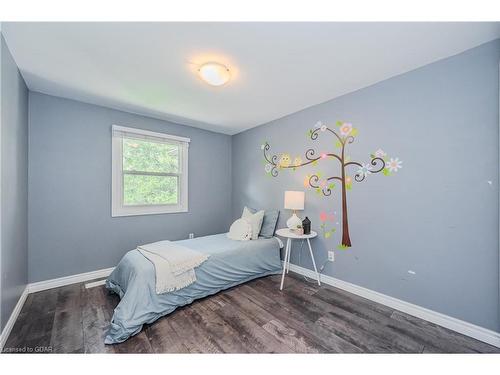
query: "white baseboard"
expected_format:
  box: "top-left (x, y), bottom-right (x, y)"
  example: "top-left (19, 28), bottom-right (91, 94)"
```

top-left (0, 286), bottom-right (29, 352)
top-left (28, 267), bottom-right (115, 293)
top-left (84, 279), bottom-right (107, 289)
top-left (1, 267), bottom-right (115, 350)
top-left (3, 264), bottom-right (500, 350)
top-left (286, 262), bottom-right (500, 348)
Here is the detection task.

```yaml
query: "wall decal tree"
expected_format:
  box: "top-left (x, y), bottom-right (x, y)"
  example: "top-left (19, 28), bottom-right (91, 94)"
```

top-left (262, 121), bottom-right (402, 248)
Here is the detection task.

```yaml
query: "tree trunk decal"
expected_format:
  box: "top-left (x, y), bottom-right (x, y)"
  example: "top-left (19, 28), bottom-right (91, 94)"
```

top-left (262, 121), bottom-right (402, 248)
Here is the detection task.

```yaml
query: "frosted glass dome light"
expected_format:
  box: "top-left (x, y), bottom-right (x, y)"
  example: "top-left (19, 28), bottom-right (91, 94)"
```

top-left (198, 62), bottom-right (231, 86)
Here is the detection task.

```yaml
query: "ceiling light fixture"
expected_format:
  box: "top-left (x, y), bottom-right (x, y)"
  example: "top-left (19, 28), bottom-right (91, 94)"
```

top-left (198, 62), bottom-right (231, 86)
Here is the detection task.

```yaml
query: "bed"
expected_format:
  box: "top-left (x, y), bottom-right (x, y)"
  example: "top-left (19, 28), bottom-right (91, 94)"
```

top-left (104, 233), bottom-right (283, 344)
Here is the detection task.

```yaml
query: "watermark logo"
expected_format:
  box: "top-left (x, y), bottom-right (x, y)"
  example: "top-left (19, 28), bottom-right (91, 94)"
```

top-left (3, 346), bottom-right (53, 353)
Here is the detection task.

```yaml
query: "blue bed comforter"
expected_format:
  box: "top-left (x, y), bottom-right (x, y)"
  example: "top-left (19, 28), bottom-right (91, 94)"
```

top-left (104, 233), bottom-right (282, 344)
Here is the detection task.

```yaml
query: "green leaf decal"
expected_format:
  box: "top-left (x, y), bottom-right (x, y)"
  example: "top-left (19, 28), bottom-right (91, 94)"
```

top-left (383, 168), bottom-right (391, 176)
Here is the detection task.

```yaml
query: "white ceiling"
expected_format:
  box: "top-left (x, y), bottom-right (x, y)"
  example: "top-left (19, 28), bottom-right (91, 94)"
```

top-left (2, 22), bottom-right (500, 135)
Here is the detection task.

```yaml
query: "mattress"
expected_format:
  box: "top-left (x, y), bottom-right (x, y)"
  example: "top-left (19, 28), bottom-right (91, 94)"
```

top-left (104, 233), bottom-right (282, 344)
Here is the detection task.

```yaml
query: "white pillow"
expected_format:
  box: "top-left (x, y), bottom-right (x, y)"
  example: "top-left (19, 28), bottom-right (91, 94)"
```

top-left (241, 206), bottom-right (264, 240)
top-left (227, 218), bottom-right (252, 241)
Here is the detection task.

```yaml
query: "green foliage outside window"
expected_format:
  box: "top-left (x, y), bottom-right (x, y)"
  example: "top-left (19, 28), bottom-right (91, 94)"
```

top-left (122, 137), bottom-right (180, 205)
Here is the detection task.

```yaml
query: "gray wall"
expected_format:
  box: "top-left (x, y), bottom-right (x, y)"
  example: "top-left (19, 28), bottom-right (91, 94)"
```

top-left (28, 92), bottom-right (232, 283)
top-left (1, 35), bottom-right (29, 331)
top-left (232, 39), bottom-right (500, 331)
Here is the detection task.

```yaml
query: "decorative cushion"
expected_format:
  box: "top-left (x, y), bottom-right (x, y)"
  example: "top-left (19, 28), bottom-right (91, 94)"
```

top-left (241, 207), bottom-right (265, 240)
top-left (227, 218), bottom-right (252, 241)
top-left (248, 207), bottom-right (280, 238)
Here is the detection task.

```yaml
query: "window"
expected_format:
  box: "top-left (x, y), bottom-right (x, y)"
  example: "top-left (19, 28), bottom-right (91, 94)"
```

top-left (112, 125), bottom-right (189, 217)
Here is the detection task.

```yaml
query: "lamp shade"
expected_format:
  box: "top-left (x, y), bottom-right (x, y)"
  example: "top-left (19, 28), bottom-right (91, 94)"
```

top-left (284, 191), bottom-right (305, 210)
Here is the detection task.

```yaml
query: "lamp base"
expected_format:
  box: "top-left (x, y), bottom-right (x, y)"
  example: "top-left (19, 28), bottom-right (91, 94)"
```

top-left (286, 213), bottom-right (302, 230)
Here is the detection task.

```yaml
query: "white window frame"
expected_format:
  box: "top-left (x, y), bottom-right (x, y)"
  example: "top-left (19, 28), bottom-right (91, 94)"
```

top-left (111, 125), bottom-right (190, 217)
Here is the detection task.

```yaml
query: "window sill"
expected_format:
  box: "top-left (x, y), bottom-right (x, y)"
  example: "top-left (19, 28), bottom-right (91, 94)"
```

top-left (111, 206), bottom-right (188, 217)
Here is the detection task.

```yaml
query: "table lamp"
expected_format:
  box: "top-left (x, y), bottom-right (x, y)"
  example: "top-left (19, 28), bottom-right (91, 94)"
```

top-left (284, 191), bottom-right (305, 230)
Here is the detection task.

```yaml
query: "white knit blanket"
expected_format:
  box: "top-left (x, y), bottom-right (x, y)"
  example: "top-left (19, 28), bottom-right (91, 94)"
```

top-left (137, 240), bottom-right (209, 294)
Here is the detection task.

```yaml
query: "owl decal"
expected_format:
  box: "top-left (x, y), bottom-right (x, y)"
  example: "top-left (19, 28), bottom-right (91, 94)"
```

top-left (279, 153), bottom-right (291, 168)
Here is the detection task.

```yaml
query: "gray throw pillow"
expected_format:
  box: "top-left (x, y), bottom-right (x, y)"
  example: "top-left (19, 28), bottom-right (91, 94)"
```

top-left (248, 207), bottom-right (280, 238)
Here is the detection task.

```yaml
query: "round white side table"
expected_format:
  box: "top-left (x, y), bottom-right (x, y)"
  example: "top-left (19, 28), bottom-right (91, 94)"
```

top-left (275, 228), bottom-right (321, 290)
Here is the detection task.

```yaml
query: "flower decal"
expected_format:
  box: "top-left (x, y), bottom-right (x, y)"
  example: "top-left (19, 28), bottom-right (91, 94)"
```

top-left (261, 144), bottom-right (266, 150)
top-left (303, 175), bottom-right (310, 188)
top-left (339, 122), bottom-right (352, 136)
top-left (264, 164), bottom-right (272, 173)
top-left (320, 212), bottom-right (336, 239)
top-left (320, 124), bottom-right (327, 132)
top-left (320, 211), bottom-right (335, 222)
top-left (374, 148), bottom-right (386, 158)
top-left (345, 176), bottom-right (352, 184)
top-left (386, 158), bottom-right (403, 172)
top-left (357, 163), bottom-right (372, 177)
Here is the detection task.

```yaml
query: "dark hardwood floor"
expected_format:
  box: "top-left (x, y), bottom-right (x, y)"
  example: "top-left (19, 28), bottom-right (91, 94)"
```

top-left (3, 273), bottom-right (499, 353)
